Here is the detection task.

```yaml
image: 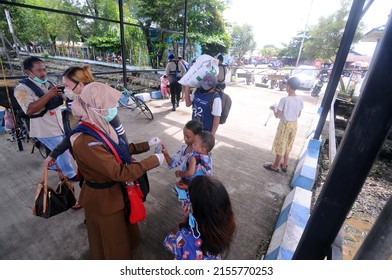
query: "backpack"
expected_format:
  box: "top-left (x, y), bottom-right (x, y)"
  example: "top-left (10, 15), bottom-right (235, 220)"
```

top-left (217, 64), bottom-right (227, 83)
top-left (182, 61), bottom-right (190, 72)
top-left (210, 88), bottom-right (232, 124)
top-left (168, 60), bottom-right (180, 82)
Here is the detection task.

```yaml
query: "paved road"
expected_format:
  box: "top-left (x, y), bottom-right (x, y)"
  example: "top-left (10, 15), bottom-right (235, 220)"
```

top-left (0, 80), bottom-right (319, 260)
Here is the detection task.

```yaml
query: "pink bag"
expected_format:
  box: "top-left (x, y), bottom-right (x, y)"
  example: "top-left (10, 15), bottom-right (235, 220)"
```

top-left (4, 109), bottom-right (15, 130)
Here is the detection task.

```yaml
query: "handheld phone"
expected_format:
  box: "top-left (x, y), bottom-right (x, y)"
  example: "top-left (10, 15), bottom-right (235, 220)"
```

top-left (57, 86), bottom-right (65, 93)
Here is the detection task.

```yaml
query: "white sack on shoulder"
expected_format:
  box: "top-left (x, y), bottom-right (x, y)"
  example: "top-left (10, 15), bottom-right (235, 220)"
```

top-left (179, 54), bottom-right (219, 88)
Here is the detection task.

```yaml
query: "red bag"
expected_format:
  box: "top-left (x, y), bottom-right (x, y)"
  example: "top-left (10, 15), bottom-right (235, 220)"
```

top-left (126, 182), bottom-right (146, 224)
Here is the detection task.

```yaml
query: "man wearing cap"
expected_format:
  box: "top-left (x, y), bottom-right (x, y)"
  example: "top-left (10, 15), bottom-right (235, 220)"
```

top-left (184, 73), bottom-right (222, 135)
top-left (165, 53), bottom-right (186, 111)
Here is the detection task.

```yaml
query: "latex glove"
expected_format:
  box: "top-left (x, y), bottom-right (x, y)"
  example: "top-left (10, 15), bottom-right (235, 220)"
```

top-left (148, 137), bottom-right (161, 147)
top-left (154, 153), bottom-right (164, 165)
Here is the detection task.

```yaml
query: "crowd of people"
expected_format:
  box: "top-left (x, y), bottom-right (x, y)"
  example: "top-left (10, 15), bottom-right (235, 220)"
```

top-left (12, 54), bottom-right (303, 260)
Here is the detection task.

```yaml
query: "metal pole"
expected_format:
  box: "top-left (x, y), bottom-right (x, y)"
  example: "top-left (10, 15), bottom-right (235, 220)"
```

top-left (182, 0), bottom-right (188, 60)
top-left (293, 5), bottom-right (392, 259)
top-left (354, 194), bottom-right (392, 259)
top-left (295, 0), bottom-right (313, 67)
top-left (0, 29), bottom-right (14, 75)
top-left (4, 9), bottom-right (22, 67)
top-left (118, 0), bottom-right (127, 88)
top-left (313, 0), bottom-right (365, 140)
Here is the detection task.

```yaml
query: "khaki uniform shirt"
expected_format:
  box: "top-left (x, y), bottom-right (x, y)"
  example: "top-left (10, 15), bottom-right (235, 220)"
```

top-left (72, 135), bottom-right (159, 215)
top-left (165, 59), bottom-right (187, 80)
top-left (14, 80), bottom-right (64, 138)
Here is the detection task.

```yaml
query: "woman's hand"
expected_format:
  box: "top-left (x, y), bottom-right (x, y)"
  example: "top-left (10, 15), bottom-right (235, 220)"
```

top-left (44, 156), bottom-right (56, 167)
top-left (177, 181), bottom-right (189, 191)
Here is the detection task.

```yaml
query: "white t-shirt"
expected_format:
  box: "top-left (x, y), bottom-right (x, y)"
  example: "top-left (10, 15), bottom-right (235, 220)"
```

top-left (277, 95), bottom-right (303, 121)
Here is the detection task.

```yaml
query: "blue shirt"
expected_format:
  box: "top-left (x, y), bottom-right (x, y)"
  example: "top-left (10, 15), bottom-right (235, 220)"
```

top-left (192, 90), bottom-right (220, 132)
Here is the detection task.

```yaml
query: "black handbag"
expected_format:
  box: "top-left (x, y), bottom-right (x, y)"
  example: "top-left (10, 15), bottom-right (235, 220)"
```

top-left (33, 167), bottom-right (76, 218)
top-left (133, 166), bottom-right (150, 202)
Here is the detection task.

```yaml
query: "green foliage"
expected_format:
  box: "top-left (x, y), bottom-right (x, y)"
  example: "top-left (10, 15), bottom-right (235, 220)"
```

top-left (277, 0), bottom-right (365, 63)
top-left (302, 0), bottom-right (364, 62)
top-left (261, 44), bottom-right (280, 58)
top-left (230, 23), bottom-right (256, 59)
top-left (86, 36), bottom-right (121, 52)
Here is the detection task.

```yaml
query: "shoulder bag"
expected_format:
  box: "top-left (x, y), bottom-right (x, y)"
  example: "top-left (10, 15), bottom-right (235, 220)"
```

top-left (33, 167), bottom-right (76, 218)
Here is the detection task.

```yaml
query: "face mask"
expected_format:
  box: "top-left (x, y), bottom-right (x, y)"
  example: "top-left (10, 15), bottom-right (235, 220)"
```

top-left (33, 76), bottom-right (48, 84)
top-left (64, 88), bottom-right (79, 100)
top-left (188, 212), bottom-right (201, 238)
top-left (92, 107), bottom-right (117, 122)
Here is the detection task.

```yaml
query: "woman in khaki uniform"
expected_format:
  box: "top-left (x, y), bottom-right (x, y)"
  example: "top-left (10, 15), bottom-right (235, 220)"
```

top-left (69, 82), bottom-right (163, 259)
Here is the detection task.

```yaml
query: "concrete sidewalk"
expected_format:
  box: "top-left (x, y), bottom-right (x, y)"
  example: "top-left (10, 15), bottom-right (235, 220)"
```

top-left (0, 82), bottom-right (319, 260)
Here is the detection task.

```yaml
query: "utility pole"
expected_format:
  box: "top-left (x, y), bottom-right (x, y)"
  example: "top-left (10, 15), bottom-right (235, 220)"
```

top-left (0, 29), bottom-right (14, 75)
top-left (4, 9), bottom-right (22, 67)
top-left (296, 0), bottom-right (313, 67)
top-left (182, 0), bottom-right (188, 60)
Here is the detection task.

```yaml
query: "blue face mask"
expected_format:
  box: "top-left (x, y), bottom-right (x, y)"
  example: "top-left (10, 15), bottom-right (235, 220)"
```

top-left (33, 77), bottom-right (48, 84)
top-left (188, 212), bottom-right (201, 238)
top-left (91, 106), bottom-right (118, 122)
top-left (103, 107), bottom-right (117, 122)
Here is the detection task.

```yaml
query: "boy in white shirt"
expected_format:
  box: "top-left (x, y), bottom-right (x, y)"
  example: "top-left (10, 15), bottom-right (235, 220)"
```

top-left (264, 76), bottom-right (303, 172)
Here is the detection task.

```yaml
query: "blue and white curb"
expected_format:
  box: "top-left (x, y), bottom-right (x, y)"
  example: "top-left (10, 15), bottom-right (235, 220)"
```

top-left (290, 138), bottom-right (321, 190)
top-left (265, 187), bottom-right (312, 260)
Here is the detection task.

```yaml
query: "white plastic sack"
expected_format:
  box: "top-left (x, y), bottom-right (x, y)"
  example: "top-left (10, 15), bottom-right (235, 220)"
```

top-left (179, 54), bottom-right (219, 88)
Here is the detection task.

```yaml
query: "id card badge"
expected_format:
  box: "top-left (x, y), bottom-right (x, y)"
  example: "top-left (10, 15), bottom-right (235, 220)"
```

top-left (175, 186), bottom-right (188, 200)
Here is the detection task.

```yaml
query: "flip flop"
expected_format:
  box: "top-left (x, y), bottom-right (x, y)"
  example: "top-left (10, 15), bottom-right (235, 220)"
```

top-left (263, 163), bottom-right (279, 173)
top-left (72, 202), bottom-right (82, 210)
top-left (280, 163), bottom-right (287, 172)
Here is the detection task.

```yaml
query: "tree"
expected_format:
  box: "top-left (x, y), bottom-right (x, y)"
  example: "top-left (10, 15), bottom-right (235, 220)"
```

top-left (261, 44), bottom-right (280, 59)
top-left (302, 0), bottom-right (364, 63)
top-left (230, 23), bottom-right (256, 60)
top-left (130, 0), bottom-right (230, 67)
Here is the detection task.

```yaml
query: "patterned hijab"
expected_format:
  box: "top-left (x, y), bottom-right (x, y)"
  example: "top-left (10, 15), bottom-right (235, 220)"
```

top-left (71, 82), bottom-right (121, 143)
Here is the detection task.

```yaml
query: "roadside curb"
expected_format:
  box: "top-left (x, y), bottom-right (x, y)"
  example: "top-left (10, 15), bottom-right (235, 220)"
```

top-left (265, 106), bottom-right (322, 260)
top-left (265, 187), bottom-right (312, 260)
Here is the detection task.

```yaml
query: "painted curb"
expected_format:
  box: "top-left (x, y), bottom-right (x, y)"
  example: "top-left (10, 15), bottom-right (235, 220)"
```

top-left (290, 138), bottom-right (321, 190)
top-left (265, 187), bottom-right (312, 260)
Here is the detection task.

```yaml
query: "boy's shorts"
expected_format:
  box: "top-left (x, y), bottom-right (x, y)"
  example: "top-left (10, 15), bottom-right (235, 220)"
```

top-left (272, 120), bottom-right (297, 156)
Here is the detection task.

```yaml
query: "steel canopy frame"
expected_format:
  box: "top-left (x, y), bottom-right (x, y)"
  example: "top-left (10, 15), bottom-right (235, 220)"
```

top-left (0, 0), bottom-right (183, 88)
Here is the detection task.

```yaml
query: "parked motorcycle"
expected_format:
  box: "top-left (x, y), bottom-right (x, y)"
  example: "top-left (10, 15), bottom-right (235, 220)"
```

top-left (311, 78), bottom-right (324, 97)
top-left (278, 74), bottom-right (290, 91)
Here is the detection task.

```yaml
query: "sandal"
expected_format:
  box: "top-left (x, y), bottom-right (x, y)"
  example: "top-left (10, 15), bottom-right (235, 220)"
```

top-left (263, 163), bottom-right (279, 173)
top-left (280, 163), bottom-right (287, 172)
top-left (72, 202), bottom-right (82, 210)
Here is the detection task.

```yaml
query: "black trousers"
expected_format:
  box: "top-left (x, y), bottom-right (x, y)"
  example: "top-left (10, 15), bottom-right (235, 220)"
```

top-left (170, 81), bottom-right (182, 106)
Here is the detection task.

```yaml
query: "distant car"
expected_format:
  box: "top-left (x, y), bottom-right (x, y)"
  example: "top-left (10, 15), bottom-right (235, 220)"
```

top-left (291, 65), bottom-right (318, 90)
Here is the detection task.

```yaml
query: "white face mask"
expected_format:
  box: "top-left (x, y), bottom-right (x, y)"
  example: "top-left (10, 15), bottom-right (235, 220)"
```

top-left (64, 88), bottom-right (79, 100)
